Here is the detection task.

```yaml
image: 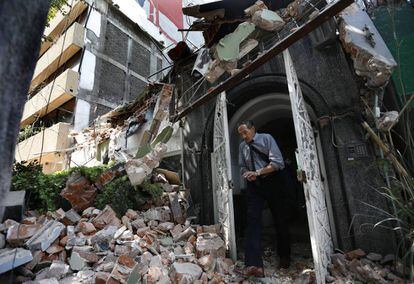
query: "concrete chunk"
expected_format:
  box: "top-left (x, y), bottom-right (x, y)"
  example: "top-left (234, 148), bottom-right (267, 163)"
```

top-left (170, 262), bottom-right (202, 282)
top-left (114, 225), bottom-right (127, 239)
top-left (26, 278), bottom-right (60, 284)
top-left (198, 254), bottom-right (215, 272)
top-left (131, 219), bottom-right (146, 230)
top-left (157, 222), bottom-right (174, 232)
top-left (339, 4), bottom-right (397, 88)
top-left (90, 225), bottom-right (117, 249)
top-left (125, 209), bottom-right (138, 220)
top-left (69, 251), bottom-right (88, 271)
top-left (195, 233), bottom-right (226, 258)
top-left (0, 248), bottom-right (33, 274)
top-left (366, 252), bottom-right (382, 262)
top-left (143, 208), bottom-right (169, 222)
top-left (252, 9), bottom-right (285, 31)
top-left (36, 261), bottom-right (70, 280)
top-left (244, 0), bottom-right (267, 16)
top-left (215, 22), bottom-right (255, 61)
top-left (25, 220), bottom-right (64, 251)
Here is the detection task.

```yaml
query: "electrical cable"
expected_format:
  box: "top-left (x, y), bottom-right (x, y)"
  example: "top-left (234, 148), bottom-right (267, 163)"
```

top-left (38, 0), bottom-right (76, 165)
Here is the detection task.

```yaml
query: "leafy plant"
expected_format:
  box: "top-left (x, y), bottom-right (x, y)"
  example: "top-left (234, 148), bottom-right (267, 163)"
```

top-left (17, 126), bottom-right (44, 143)
top-left (68, 165), bottom-right (109, 183)
top-left (11, 161), bottom-right (165, 217)
top-left (141, 181), bottom-right (164, 201)
top-left (95, 176), bottom-right (160, 217)
top-left (11, 161), bottom-right (44, 210)
top-left (47, 0), bottom-right (69, 26)
top-left (37, 170), bottom-right (70, 212)
top-left (11, 162), bottom-right (108, 212)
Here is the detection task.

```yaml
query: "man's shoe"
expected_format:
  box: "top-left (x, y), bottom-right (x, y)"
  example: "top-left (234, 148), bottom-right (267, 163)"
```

top-left (235, 266), bottom-right (265, 277)
top-left (279, 256), bottom-right (290, 269)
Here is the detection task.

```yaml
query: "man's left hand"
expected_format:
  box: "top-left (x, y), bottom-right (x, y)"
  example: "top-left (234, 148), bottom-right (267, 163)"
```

top-left (243, 171), bottom-right (257, 181)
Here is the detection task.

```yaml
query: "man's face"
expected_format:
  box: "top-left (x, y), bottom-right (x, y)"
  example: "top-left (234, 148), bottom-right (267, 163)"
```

top-left (238, 124), bottom-right (255, 143)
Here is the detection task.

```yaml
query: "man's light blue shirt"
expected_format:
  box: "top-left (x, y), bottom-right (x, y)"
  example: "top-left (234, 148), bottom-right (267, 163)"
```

top-left (238, 132), bottom-right (285, 175)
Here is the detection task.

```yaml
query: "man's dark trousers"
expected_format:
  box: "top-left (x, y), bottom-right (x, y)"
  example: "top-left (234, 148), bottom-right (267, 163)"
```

top-left (245, 168), bottom-right (291, 267)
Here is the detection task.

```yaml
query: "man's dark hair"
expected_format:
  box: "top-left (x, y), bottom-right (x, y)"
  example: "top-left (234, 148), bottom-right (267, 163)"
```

top-left (237, 120), bottom-right (255, 129)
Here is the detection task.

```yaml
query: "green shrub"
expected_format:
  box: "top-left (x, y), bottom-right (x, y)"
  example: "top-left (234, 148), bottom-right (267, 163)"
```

top-left (95, 176), bottom-right (141, 216)
top-left (17, 126), bottom-right (44, 143)
top-left (11, 161), bottom-right (44, 211)
top-left (141, 181), bottom-right (164, 201)
top-left (11, 162), bottom-right (107, 212)
top-left (95, 176), bottom-right (165, 217)
top-left (11, 162), bottom-right (164, 216)
top-left (67, 165), bottom-right (108, 183)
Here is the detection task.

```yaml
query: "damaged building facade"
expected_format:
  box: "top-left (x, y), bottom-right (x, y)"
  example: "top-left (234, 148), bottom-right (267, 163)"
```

top-left (10, 0), bottom-right (409, 282)
top-left (15, 0), bottom-right (166, 173)
top-left (168, 0), bottom-right (401, 279)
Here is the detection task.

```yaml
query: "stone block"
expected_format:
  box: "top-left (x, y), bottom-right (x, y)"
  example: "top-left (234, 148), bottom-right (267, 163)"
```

top-left (69, 251), bottom-right (88, 271)
top-left (92, 206), bottom-right (121, 230)
top-left (0, 248), bottom-right (33, 274)
top-left (25, 220), bottom-right (64, 251)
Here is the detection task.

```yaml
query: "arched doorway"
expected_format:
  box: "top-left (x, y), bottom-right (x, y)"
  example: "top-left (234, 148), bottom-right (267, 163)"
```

top-left (228, 92), bottom-right (315, 277)
top-left (211, 55), bottom-right (336, 282)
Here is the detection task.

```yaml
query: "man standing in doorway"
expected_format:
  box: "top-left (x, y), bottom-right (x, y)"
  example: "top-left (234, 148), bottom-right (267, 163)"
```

top-left (235, 120), bottom-right (291, 277)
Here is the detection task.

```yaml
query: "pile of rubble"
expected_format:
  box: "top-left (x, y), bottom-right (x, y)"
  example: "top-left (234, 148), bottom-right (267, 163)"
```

top-left (327, 249), bottom-right (407, 283)
top-left (0, 199), bottom-right (242, 283)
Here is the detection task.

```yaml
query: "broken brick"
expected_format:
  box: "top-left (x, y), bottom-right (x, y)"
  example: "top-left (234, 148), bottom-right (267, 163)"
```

top-left (6, 224), bottom-right (42, 245)
top-left (346, 249), bottom-right (366, 260)
top-left (95, 271), bottom-right (111, 284)
top-left (79, 222), bottom-right (96, 235)
top-left (125, 209), bottom-right (138, 220)
top-left (62, 209), bottom-right (81, 226)
top-left (45, 244), bottom-right (64, 255)
top-left (92, 205), bottom-right (121, 230)
top-left (60, 172), bottom-right (97, 211)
